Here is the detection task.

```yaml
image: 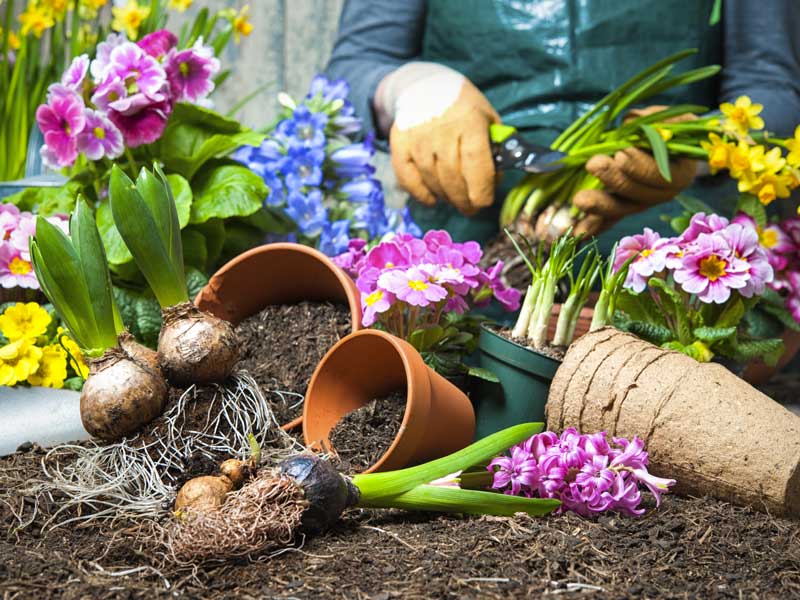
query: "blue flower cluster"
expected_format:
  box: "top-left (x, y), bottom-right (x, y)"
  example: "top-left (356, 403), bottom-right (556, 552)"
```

top-left (234, 75), bottom-right (420, 256)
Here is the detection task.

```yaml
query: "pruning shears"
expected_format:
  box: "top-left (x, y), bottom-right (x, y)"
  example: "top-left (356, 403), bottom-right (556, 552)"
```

top-left (490, 124), bottom-right (566, 174)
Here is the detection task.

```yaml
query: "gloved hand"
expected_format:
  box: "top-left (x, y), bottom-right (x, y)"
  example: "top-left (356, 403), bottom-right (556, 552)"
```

top-left (375, 62), bottom-right (500, 216)
top-left (567, 106), bottom-right (698, 236)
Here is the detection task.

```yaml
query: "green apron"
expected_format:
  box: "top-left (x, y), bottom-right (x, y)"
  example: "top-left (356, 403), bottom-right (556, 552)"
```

top-left (412, 0), bottom-right (723, 250)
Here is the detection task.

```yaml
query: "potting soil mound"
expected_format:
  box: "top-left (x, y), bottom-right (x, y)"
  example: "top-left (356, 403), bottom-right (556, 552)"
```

top-left (3, 445), bottom-right (800, 599)
top-left (329, 389), bottom-right (406, 473)
top-left (235, 301), bottom-right (352, 424)
top-left (499, 327), bottom-right (567, 361)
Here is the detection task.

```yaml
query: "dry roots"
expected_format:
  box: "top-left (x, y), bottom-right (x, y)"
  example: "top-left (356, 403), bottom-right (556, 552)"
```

top-left (164, 471), bottom-right (307, 564)
top-left (23, 374), bottom-right (303, 529)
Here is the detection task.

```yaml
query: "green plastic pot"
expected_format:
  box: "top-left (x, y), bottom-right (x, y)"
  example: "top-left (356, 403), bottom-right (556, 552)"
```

top-left (473, 323), bottom-right (561, 439)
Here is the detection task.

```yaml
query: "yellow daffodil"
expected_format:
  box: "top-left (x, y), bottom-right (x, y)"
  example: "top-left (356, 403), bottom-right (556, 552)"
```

top-left (27, 343), bottom-right (67, 388)
top-left (0, 27), bottom-right (22, 50)
top-left (700, 133), bottom-right (734, 174)
top-left (19, 2), bottom-right (56, 38)
top-left (57, 327), bottom-right (89, 379)
top-left (750, 172), bottom-right (794, 206)
top-left (0, 302), bottom-right (52, 342)
top-left (720, 95), bottom-right (764, 138)
top-left (112, 0), bottom-right (150, 39)
top-left (0, 338), bottom-right (42, 386)
top-left (41, 0), bottom-right (68, 19)
top-left (169, 0), bottom-right (193, 11)
top-left (784, 125), bottom-right (800, 168)
top-left (728, 142), bottom-right (762, 191)
top-left (79, 0), bottom-right (108, 18)
top-left (761, 146), bottom-right (787, 174)
top-left (233, 5), bottom-right (253, 42)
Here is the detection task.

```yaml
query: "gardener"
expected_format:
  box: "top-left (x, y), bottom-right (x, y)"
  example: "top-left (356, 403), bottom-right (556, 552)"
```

top-left (326, 1), bottom-right (800, 247)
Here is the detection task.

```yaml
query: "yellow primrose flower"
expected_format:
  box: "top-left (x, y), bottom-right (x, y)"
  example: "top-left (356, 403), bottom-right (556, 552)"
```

top-left (233, 5), bottom-right (253, 42)
top-left (112, 0), bottom-right (150, 39)
top-left (57, 327), bottom-right (89, 379)
top-left (27, 343), bottom-right (67, 388)
top-left (785, 125), bottom-right (800, 168)
top-left (0, 338), bottom-right (43, 386)
top-left (0, 302), bottom-right (52, 342)
top-left (700, 133), bottom-right (733, 174)
top-left (19, 2), bottom-right (56, 37)
top-left (720, 95), bottom-right (764, 138)
top-left (169, 0), bottom-right (193, 11)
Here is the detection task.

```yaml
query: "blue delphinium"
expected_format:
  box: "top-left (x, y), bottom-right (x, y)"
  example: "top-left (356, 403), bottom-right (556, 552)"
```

top-left (235, 75), bottom-right (420, 255)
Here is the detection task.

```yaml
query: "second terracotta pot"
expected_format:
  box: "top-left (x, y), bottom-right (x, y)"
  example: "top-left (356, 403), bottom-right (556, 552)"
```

top-left (303, 329), bottom-right (476, 473)
top-left (194, 242), bottom-right (363, 430)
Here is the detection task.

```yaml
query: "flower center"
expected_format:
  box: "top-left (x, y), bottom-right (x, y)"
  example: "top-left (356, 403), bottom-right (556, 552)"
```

top-left (731, 107), bottom-right (748, 125)
top-left (298, 125), bottom-right (313, 140)
top-left (9, 256), bottom-right (32, 275)
top-left (760, 228), bottom-right (778, 248)
top-left (710, 146), bottom-right (728, 167)
top-left (179, 61), bottom-right (190, 77)
top-left (298, 165), bottom-right (312, 178)
top-left (365, 290), bottom-right (383, 306)
top-left (639, 248), bottom-right (653, 260)
top-left (698, 255), bottom-right (727, 281)
top-left (125, 72), bottom-right (140, 95)
top-left (93, 126), bottom-right (105, 140)
top-left (408, 279), bottom-right (428, 291)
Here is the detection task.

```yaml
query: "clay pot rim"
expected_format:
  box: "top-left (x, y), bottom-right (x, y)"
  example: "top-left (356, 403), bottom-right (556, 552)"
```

top-left (303, 328), bottom-right (430, 474)
top-left (194, 242), bottom-right (362, 329)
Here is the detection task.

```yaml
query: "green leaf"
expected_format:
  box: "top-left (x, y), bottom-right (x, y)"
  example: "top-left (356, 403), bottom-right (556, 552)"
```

top-left (190, 164), bottom-right (267, 224)
top-left (716, 297), bottom-right (746, 329)
top-left (186, 268), bottom-right (209, 302)
top-left (239, 206), bottom-right (296, 233)
top-left (181, 227), bottom-right (208, 271)
top-left (409, 326), bottom-right (445, 352)
top-left (467, 366), bottom-right (500, 383)
top-left (760, 303), bottom-right (800, 332)
top-left (108, 166), bottom-right (188, 308)
top-left (359, 485), bottom-right (560, 517)
top-left (662, 339), bottom-right (713, 362)
top-left (63, 376), bottom-right (85, 391)
top-left (736, 194), bottom-right (767, 228)
top-left (649, 278), bottom-right (690, 342)
top-left (732, 338), bottom-right (784, 366)
top-left (96, 201), bottom-right (133, 266)
top-left (640, 124), bottom-right (672, 182)
top-left (188, 219), bottom-right (226, 269)
top-left (675, 193), bottom-right (715, 215)
top-left (166, 173), bottom-right (192, 228)
top-left (219, 221), bottom-right (265, 265)
top-left (353, 422), bottom-right (545, 499)
top-left (169, 102), bottom-right (244, 134)
top-left (3, 182), bottom-right (80, 216)
top-left (669, 214), bottom-right (691, 235)
top-left (627, 320), bottom-right (675, 345)
top-left (616, 289), bottom-right (668, 327)
top-left (693, 325), bottom-right (737, 343)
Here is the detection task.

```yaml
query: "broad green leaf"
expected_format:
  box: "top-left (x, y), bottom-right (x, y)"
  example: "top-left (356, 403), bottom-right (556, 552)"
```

top-left (736, 194), bottom-right (767, 228)
top-left (409, 326), bottom-right (445, 352)
top-left (675, 193), bottom-right (715, 215)
top-left (662, 339), bottom-right (713, 362)
top-left (616, 289), bottom-right (669, 327)
top-left (627, 320), bottom-right (674, 345)
top-left (716, 297), bottom-right (745, 329)
top-left (188, 220), bottom-right (225, 269)
top-left (692, 325), bottom-right (736, 343)
top-left (190, 164), bottom-right (267, 224)
top-left (181, 227), bottom-right (208, 271)
top-left (649, 278), bottom-right (690, 342)
top-left (760, 303), bottom-right (800, 332)
top-left (468, 366), bottom-right (500, 383)
top-left (240, 206), bottom-right (296, 233)
top-left (641, 124), bottom-right (672, 182)
top-left (170, 102), bottom-right (243, 134)
top-left (742, 306), bottom-right (783, 340)
top-left (669, 214), bottom-right (690, 235)
top-left (154, 164), bottom-right (186, 285)
top-left (219, 221), bottom-right (266, 265)
top-left (109, 166), bottom-right (188, 308)
top-left (3, 182), bottom-right (80, 216)
top-left (732, 338), bottom-right (784, 366)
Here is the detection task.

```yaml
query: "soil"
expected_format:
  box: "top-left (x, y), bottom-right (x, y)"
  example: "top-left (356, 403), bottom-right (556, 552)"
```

top-left (235, 302), bottom-right (352, 424)
top-left (498, 327), bottom-right (567, 361)
top-left (2, 445), bottom-right (800, 599)
top-left (329, 390), bottom-right (407, 473)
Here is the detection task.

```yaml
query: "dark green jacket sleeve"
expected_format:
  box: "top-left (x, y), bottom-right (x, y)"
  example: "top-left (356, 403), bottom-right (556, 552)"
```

top-left (325, 0), bottom-right (426, 136)
top-left (721, 0), bottom-right (800, 137)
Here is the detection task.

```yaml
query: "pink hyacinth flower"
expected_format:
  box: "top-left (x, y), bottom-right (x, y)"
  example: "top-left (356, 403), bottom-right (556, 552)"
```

top-left (77, 109), bottom-right (124, 160)
top-left (673, 231), bottom-right (749, 304)
top-left (378, 266), bottom-right (448, 307)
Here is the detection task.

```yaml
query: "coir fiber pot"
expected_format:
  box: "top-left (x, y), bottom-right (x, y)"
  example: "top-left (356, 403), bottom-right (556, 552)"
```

top-left (473, 323), bottom-right (560, 440)
top-left (303, 329), bottom-right (475, 473)
top-left (194, 242), bottom-right (363, 429)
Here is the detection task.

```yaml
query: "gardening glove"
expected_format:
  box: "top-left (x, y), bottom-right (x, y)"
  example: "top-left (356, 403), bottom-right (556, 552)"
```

top-left (569, 106), bottom-right (698, 237)
top-left (376, 62), bottom-right (501, 216)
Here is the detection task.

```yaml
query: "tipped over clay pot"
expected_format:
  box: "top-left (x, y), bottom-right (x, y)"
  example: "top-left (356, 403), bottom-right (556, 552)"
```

top-left (303, 329), bottom-right (476, 473)
top-left (194, 243), bottom-right (363, 429)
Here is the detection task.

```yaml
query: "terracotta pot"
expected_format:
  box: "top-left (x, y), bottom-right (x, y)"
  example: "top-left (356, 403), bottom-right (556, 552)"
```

top-left (741, 329), bottom-right (800, 385)
top-left (194, 242), bottom-right (363, 430)
top-left (303, 329), bottom-right (475, 473)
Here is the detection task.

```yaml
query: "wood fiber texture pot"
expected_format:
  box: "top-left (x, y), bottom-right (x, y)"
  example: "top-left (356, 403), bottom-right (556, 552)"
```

top-left (303, 329), bottom-right (475, 473)
top-left (194, 243), bottom-right (363, 429)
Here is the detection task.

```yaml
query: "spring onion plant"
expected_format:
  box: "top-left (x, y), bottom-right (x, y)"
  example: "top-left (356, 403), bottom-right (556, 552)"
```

top-left (109, 164), bottom-right (239, 386)
top-left (590, 244), bottom-right (634, 331)
top-left (167, 423), bottom-right (561, 562)
top-left (31, 198), bottom-right (167, 440)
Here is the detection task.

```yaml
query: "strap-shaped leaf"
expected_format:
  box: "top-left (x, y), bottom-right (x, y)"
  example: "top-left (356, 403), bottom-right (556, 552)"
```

top-left (641, 124), bottom-right (672, 182)
top-left (109, 165), bottom-right (189, 308)
top-left (71, 197), bottom-right (120, 347)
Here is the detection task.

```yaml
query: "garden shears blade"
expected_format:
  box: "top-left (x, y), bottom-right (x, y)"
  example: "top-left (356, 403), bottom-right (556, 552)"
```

top-left (490, 124), bottom-right (566, 174)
